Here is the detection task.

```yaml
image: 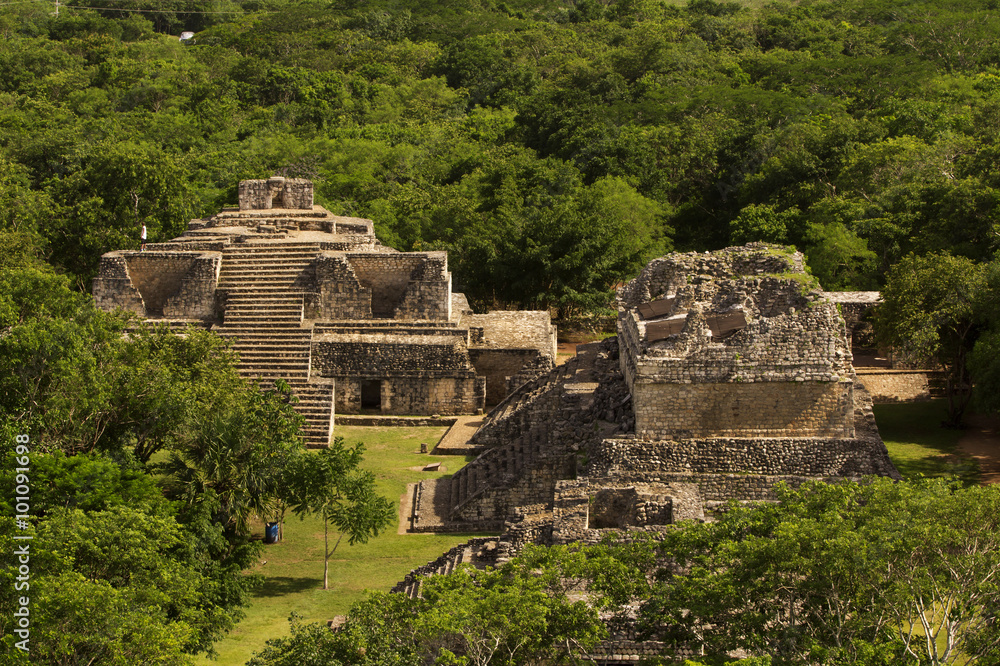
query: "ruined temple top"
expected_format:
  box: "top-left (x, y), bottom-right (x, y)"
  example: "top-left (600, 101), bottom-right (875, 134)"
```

top-left (238, 177), bottom-right (314, 210)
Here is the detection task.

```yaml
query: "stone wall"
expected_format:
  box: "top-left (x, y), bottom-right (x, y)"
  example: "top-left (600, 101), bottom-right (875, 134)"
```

top-left (855, 370), bottom-right (943, 403)
top-left (92, 254), bottom-right (145, 314)
top-left (462, 311), bottom-right (558, 359)
top-left (311, 254), bottom-right (372, 319)
top-left (550, 479), bottom-right (704, 545)
top-left (92, 251), bottom-right (220, 319)
top-left (617, 245), bottom-right (856, 441)
top-left (333, 375), bottom-right (484, 415)
top-left (588, 434), bottom-right (899, 479)
top-left (469, 349), bottom-right (548, 406)
top-left (311, 252), bottom-right (450, 320)
top-left (238, 177), bottom-right (313, 210)
top-left (462, 310), bottom-right (558, 405)
top-left (311, 333), bottom-right (473, 376)
top-left (632, 380), bottom-right (855, 439)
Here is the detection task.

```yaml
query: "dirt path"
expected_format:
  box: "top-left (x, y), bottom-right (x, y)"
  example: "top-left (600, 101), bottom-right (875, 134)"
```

top-left (957, 413), bottom-right (1000, 484)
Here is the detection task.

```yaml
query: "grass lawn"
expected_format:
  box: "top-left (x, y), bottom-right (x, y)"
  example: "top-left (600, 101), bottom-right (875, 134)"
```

top-left (197, 425), bottom-right (485, 666)
top-left (874, 400), bottom-right (979, 483)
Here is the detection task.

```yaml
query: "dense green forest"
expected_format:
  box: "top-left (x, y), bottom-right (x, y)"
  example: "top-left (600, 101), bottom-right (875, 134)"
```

top-left (5, 0), bottom-right (1000, 662)
top-left (4, 0), bottom-right (1000, 312)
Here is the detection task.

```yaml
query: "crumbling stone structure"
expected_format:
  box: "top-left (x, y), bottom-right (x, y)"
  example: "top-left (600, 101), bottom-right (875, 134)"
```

top-left (399, 246), bottom-right (901, 640)
top-left (92, 180), bottom-right (556, 446)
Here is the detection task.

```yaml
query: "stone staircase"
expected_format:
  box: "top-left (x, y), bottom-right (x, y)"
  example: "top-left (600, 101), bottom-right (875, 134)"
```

top-left (214, 242), bottom-right (334, 447)
top-left (391, 537), bottom-right (501, 598)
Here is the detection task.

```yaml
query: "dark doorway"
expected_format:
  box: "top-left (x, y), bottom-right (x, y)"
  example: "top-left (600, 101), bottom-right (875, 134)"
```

top-left (360, 380), bottom-right (382, 410)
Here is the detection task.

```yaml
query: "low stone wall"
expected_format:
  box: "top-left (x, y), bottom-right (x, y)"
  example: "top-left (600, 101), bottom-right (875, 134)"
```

top-left (333, 376), bottom-right (484, 416)
top-left (588, 434), bottom-right (900, 479)
top-left (334, 415), bottom-right (457, 427)
top-left (855, 370), bottom-right (942, 403)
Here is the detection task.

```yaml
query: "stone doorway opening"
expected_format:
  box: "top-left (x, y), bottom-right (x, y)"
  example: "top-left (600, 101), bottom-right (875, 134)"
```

top-left (361, 380), bottom-right (382, 411)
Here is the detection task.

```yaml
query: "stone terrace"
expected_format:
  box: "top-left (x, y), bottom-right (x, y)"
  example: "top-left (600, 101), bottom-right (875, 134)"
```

top-left (92, 178), bottom-right (557, 445)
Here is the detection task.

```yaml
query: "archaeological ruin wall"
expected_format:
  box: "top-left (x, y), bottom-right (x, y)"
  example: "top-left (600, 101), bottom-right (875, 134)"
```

top-left (407, 245), bottom-right (899, 539)
top-left (617, 247), bottom-right (856, 440)
top-left (92, 250), bottom-right (221, 320)
top-left (92, 179), bottom-right (555, 434)
top-left (462, 310), bottom-right (558, 406)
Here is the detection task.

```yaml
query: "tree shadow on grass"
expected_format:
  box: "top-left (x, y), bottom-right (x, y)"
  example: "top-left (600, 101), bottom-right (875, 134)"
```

top-left (891, 455), bottom-right (979, 485)
top-left (253, 576), bottom-right (318, 598)
top-left (874, 400), bottom-right (981, 485)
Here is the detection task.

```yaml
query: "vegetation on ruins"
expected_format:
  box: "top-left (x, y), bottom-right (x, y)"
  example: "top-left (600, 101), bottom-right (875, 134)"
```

top-left (248, 542), bottom-right (653, 666)
top-left (251, 478), bottom-right (1000, 666)
top-left (6, 0), bottom-right (1000, 661)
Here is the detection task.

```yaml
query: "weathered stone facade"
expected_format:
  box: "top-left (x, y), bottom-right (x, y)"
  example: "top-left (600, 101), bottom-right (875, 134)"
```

top-left (238, 176), bottom-right (314, 210)
top-left (401, 245), bottom-right (900, 595)
top-left (391, 246), bottom-right (901, 664)
top-left (92, 180), bottom-right (556, 442)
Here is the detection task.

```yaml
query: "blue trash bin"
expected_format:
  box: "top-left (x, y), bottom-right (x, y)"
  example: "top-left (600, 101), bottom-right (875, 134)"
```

top-left (265, 522), bottom-right (279, 544)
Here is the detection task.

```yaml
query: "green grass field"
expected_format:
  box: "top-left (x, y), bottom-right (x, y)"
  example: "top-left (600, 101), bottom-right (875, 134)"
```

top-left (873, 400), bottom-right (979, 483)
top-left (197, 425), bottom-right (483, 666)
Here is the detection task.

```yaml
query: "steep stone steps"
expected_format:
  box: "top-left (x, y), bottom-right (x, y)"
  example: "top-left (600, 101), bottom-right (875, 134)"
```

top-left (212, 242), bottom-right (333, 446)
top-left (391, 537), bottom-right (500, 598)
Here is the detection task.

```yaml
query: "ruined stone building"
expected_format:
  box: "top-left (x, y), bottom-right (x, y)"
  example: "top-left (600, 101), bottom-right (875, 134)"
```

top-left (396, 245), bottom-right (900, 661)
top-left (92, 178), bottom-right (556, 446)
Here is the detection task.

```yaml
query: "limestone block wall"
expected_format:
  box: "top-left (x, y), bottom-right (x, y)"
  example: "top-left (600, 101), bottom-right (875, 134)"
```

top-left (311, 335), bottom-right (473, 376)
top-left (311, 328), bottom-right (484, 415)
top-left (550, 480), bottom-right (705, 545)
top-left (469, 349), bottom-right (548, 406)
top-left (462, 310), bottom-right (558, 405)
top-left (92, 251), bottom-right (220, 319)
top-left (334, 376), bottom-right (484, 415)
top-left (238, 177), bottom-right (313, 210)
top-left (312, 252), bottom-right (450, 320)
top-left (311, 255), bottom-right (373, 319)
top-left (462, 311), bottom-right (558, 360)
top-left (617, 248), bottom-right (855, 440)
top-left (632, 380), bottom-right (855, 439)
top-left (93, 254), bottom-right (145, 314)
top-left (855, 370), bottom-right (942, 403)
top-left (588, 433), bottom-right (899, 479)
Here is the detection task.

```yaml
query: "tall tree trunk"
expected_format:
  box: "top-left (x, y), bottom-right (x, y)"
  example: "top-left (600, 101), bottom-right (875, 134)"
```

top-left (323, 517), bottom-right (329, 590)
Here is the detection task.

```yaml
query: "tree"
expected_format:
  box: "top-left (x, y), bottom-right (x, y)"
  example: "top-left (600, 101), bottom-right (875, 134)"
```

top-left (248, 542), bottom-right (650, 666)
top-left (284, 439), bottom-right (394, 590)
top-left (875, 252), bottom-right (986, 427)
top-left (0, 266), bottom-right (257, 461)
top-left (640, 479), bottom-right (1000, 665)
top-left (161, 380), bottom-right (304, 537)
